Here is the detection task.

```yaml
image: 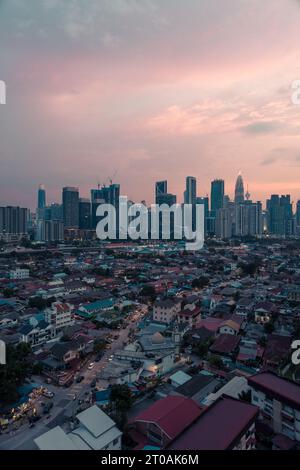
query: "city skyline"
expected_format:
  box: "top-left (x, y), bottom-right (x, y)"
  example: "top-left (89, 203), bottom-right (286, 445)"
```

top-left (1, 1), bottom-right (300, 208)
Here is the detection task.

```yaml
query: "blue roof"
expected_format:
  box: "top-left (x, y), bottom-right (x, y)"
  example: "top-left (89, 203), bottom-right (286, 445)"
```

top-left (82, 298), bottom-right (115, 311)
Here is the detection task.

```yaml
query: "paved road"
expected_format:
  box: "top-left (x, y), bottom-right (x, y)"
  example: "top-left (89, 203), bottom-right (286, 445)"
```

top-left (0, 306), bottom-right (147, 450)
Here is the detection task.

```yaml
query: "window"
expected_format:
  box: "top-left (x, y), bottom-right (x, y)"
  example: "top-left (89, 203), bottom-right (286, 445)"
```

top-left (253, 395), bottom-right (258, 403)
top-left (113, 438), bottom-right (119, 446)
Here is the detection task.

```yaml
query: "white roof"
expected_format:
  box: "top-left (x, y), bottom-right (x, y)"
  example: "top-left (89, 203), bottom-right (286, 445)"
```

top-left (202, 376), bottom-right (248, 406)
top-left (76, 405), bottom-right (115, 437)
top-left (70, 425), bottom-right (122, 450)
top-left (170, 370), bottom-right (192, 386)
top-left (34, 426), bottom-right (78, 451)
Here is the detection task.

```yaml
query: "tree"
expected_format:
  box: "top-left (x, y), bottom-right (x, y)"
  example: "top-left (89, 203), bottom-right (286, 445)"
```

top-left (94, 339), bottom-right (106, 353)
top-left (28, 296), bottom-right (47, 310)
top-left (3, 288), bottom-right (14, 298)
top-left (208, 354), bottom-right (223, 369)
top-left (109, 384), bottom-right (134, 430)
top-left (192, 276), bottom-right (209, 289)
top-left (110, 384), bottom-right (134, 413)
top-left (0, 343), bottom-right (32, 404)
top-left (264, 321), bottom-right (275, 334)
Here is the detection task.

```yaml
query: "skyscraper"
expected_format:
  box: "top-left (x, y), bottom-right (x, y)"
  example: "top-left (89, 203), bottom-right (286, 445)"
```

top-left (234, 172), bottom-right (245, 205)
top-left (184, 176), bottom-right (197, 205)
top-left (155, 180), bottom-right (168, 204)
top-left (38, 184), bottom-right (46, 209)
top-left (62, 187), bottom-right (79, 229)
top-left (266, 195), bottom-right (293, 236)
top-left (79, 198), bottom-right (91, 230)
top-left (211, 179), bottom-right (225, 214)
top-left (0, 206), bottom-right (28, 237)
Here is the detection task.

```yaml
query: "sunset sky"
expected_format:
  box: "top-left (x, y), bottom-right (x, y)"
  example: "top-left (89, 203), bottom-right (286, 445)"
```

top-left (1, 0), bottom-right (300, 209)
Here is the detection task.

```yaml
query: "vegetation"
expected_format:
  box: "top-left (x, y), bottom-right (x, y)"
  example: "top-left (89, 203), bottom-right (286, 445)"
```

top-left (0, 343), bottom-right (32, 405)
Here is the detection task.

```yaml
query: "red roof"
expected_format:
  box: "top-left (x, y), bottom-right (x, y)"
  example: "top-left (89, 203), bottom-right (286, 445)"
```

top-left (210, 334), bottom-right (240, 354)
top-left (248, 372), bottom-right (300, 410)
top-left (132, 396), bottom-right (202, 440)
top-left (196, 317), bottom-right (223, 332)
top-left (168, 396), bottom-right (258, 450)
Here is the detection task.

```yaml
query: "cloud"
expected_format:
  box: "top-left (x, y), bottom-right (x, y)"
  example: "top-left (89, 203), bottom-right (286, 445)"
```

top-left (240, 121), bottom-right (283, 135)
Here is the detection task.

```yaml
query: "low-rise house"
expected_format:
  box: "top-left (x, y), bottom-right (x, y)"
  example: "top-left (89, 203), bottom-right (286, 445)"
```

top-left (177, 306), bottom-right (201, 328)
top-left (130, 396), bottom-right (202, 449)
top-left (34, 405), bottom-right (122, 450)
top-left (19, 320), bottom-right (56, 347)
top-left (262, 334), bottom-right (292, 369)
top-left (174, 373), bottom-right (221, 404)
top-left (209, 334), bottom-right (241, 358)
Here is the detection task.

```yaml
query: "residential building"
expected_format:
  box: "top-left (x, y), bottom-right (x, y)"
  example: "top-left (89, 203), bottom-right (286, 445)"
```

top-left (34, 405), bottom-right (122, 450)
top-left (44, 301), bottom-right (74, 329)
top-left (249, 372), bottom-right (300, 443)
top-left (153, 298), bottom-right (182, 323)
top-left (168, 396), bottom-right (258, 450)
top-left (9, 268), bottom-right (30, 280)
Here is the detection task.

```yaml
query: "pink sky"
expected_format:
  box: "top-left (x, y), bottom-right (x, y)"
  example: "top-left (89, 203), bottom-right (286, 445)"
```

top-left (1, 0), bottom-right (300, 209)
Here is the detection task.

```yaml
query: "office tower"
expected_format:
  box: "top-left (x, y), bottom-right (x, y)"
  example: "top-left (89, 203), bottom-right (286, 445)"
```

top-left (184, 176), bottom-right (197, 205)
top-left (235, 201), bottom-right (262, 237)
top-left (157, 193), bottom-right (177, 206)
top-left (38, 184), bottom-right (46, 209)
top-left (36, 220), bottom-right (64, 242)
top-left (215, 208), bottom-right (233, 239)
top-left (297, 201), bottom-right (300, 226)
top-left (49, 203), bottom-right (63, 222)
top-left (62, 187), bottom-right (79, 229)
top-left (234, 172), bottom-right (245, 205)
top-left (0, 206), bottom-right (29, 238)
top-left (79, 198), bottom-right (91, 230)
top-left (155, 180), bottom-right (168, 204)
top-left (267, 195), bottom-right (293, 236)
top-left (296, 201), bottom-right (300, 236)
top-left (197, 196), bottom-right (209, 235)
top-left (211, 179), bottom-right (225, 215)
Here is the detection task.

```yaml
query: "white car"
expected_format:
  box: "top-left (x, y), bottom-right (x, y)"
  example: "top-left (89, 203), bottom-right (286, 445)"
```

top-left (88, 362), bottom-right (95, 370)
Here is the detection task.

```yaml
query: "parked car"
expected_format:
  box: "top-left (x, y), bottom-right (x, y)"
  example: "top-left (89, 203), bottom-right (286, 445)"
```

top-left (76, 375), bottom-right (84, 383)
top-left (88, 362), bottom-right (95, 370)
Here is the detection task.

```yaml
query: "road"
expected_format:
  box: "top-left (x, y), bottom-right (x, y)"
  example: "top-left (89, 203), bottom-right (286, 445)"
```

top-left (0, 305), bottom-right (147, 450)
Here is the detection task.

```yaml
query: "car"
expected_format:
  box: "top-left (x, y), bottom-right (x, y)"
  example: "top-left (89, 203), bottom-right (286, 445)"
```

top-left (90, 379), bottom-right (97, 388)
top-left (76, 375), bottom-right (84, 383)
top-left (88, 362), bottom-right (95, 370)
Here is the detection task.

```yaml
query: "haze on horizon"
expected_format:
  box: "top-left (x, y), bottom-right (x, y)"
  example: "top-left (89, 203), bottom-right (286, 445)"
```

top-left (1, 0), bottom-right (300, 210)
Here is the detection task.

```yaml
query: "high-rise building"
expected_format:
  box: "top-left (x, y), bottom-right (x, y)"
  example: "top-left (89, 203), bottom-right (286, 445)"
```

top-left (234, 172), bottom-right (245, 205)
top-left (296, 201), bottom-right (300, 226)
top-left (267, 195), bottom-right (293, 236)
top-left (62, 187), bottom-right (79, 229)
top-left (155, 181), bottom-right (168, 203)
top-left (235, 201), bottom-right (262, 237)
top-left (215, 207), bottom-right (233, 239)
top-left (197, 196), bottom-right (209, 235)
top-left (184, 176), bottom-right (197, 205)
top-left (211, 179), bottom-right (225, 215)
top-left (0, 206), bottom-right (29, 238)
top-left (79, 198), bottom-right (91, 230)
top-left (38, 184), bottom-right (46, 209)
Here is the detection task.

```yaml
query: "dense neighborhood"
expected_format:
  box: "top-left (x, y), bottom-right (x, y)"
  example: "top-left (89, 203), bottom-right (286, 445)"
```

top-left (0, 238), bottom-right (300, 450)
